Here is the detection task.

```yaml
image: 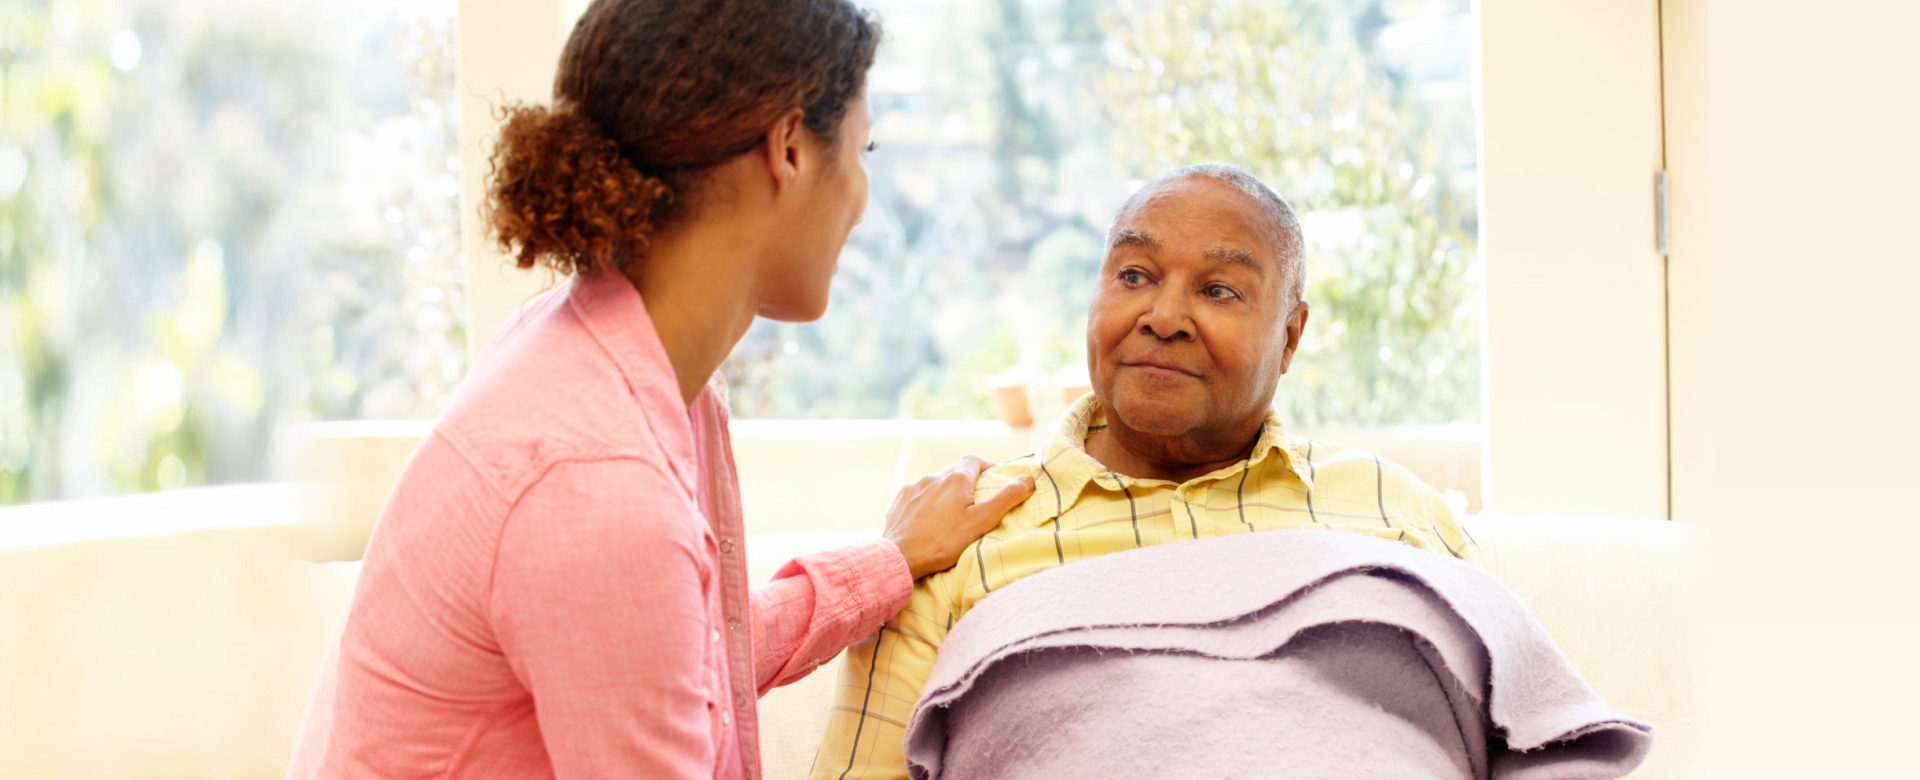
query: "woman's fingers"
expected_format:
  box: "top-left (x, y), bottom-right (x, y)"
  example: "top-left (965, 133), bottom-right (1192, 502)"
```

top-left (940, 455), bottom-right (993, 486)
top-left (969, 476), bottom-right (1034, 522)
top-left (881, 458), bottom-right (1032, 580)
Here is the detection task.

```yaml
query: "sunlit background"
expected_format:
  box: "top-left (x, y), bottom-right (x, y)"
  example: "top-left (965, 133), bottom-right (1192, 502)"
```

top-left (726, 0), bottom-right (1480, 426)
top-left (3, 0), bottom-right (464, 504)
top-left (2, 0), bottom-right (1479, 505)
top-left (6, 0), bottom-right (1916, 777)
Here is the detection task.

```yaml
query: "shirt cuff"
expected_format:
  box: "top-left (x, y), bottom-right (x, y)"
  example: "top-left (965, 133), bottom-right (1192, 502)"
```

top-left (827, 538), bottom-right (914, 628)
top-left (756, 536), bottom-right (917, 693)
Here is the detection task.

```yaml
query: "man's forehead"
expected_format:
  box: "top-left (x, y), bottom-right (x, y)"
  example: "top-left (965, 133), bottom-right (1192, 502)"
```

top-left (1110, 193), bottom-right (1275, 275)
top-left (1111, 226), bottom-right (1267, 278)
top-left (1115, 177), bottom-right (1277, 242)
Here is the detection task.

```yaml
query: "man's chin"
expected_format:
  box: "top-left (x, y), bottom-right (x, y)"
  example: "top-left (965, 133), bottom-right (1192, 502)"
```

top-left (1105, 394), bottom-right (1206, 438)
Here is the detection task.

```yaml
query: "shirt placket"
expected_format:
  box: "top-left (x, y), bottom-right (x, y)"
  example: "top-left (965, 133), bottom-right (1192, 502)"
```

top-left (707, 570), bottom-right (737, 773)
top-left (690, 396), bottom-right (759, 780)
top-left (717, 529), bottom-right (757, 779)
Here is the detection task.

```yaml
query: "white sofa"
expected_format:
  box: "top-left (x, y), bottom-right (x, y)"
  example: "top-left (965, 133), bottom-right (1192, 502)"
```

top-left (290, 515), bottom-right (1705, 780)
top-left (0, 492), bottom-right (1701, 779)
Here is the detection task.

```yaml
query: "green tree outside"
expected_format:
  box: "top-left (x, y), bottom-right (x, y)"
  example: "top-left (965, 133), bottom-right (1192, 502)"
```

top-left (2, 0), bottom-right (463, 504)
top-left (723, 0), bottom-right (1480, 428)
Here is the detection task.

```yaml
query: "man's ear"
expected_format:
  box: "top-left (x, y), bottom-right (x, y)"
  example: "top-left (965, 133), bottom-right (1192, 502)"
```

top-left (755, 108), bottom-right (809, 195)
top-left (1277, 300), bottom-right (1309, 374)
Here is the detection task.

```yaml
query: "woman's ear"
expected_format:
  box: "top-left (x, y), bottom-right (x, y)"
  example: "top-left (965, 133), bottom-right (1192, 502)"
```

top-left (757, 108), bottom-right (809, 194)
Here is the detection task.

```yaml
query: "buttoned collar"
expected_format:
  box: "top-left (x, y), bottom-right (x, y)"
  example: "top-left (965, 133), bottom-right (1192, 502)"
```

top-left (1032, 393), bottom-right (1312, 519)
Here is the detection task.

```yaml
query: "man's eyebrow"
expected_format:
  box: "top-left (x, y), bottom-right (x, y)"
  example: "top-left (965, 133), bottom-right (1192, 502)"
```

top-left (1110, 228), bottom-right (1160, 251)
top-left (1205, 246), bottom-right (1267, 276)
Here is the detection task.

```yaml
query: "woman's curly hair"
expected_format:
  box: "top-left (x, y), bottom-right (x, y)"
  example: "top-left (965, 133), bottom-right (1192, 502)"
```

top-left (485, 0), bottom-right (882, 275)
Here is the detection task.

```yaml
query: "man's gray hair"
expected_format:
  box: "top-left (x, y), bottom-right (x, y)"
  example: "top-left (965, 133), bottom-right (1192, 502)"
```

top-left (1112, 163), bottom-right (1306, 305)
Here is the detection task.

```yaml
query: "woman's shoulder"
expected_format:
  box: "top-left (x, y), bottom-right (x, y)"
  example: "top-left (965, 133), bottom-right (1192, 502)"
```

top-left (431, 312), bottom-right (662, 500)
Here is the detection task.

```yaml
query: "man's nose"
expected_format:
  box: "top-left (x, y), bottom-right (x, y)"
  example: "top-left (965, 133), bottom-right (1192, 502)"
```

top-left (1139, 289), bottom-right (1194, 341)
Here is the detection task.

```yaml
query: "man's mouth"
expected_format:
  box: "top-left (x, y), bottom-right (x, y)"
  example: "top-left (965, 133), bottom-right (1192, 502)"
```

top-left (1120, 359), bottom-right (1201, 378)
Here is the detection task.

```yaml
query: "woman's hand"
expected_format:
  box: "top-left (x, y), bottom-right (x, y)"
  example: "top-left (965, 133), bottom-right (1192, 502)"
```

top-left (881, 456), bottom-right (1035, 580)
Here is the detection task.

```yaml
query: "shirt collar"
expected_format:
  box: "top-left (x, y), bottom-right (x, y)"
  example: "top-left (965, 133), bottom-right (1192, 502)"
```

top-left (1034, 393), bottom-right (1313, 517)
top-left (566, 265), bottom-right (699, 491)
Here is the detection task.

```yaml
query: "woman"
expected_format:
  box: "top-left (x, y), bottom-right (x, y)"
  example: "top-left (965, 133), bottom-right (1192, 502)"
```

top-left (289, 0), bottom-right (1033, 777)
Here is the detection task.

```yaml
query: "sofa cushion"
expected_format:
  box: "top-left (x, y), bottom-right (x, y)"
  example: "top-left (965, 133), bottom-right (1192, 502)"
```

top-left (1470, 513), bottom-right (1705, 780)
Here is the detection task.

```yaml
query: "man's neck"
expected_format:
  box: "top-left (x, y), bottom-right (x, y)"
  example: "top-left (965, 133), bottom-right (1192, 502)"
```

top-left (1083, 415), bottom-right (1264, 485)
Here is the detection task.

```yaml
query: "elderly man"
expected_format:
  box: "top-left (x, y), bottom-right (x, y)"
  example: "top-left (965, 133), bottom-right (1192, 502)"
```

top-left (808, 163), bottom-right (1479, 780)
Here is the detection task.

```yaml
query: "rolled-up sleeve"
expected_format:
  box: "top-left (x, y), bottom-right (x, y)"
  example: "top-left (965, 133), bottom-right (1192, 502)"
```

top-left (491, 458), bottom-right (714, 779)
top-left (749, 539), bottom-right (913, 695)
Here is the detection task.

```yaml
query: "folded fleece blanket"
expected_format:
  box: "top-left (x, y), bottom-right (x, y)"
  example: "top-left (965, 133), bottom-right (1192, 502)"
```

top-left (903, 530), bottom-right (1653, 780)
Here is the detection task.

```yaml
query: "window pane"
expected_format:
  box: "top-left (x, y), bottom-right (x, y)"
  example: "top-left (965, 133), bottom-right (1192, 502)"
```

top-left (722, 0), bottom-right (1480, 429)
top-left (2, 0), bottom-right (461, 502)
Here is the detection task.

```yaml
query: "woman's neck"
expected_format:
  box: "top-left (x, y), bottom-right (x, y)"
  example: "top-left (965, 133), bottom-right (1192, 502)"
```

top-left (621, 217), bottom-right (763, 407)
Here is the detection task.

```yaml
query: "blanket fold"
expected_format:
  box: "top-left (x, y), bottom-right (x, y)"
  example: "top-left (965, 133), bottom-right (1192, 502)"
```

top-left (903, 530), bottom-right (1652, 780)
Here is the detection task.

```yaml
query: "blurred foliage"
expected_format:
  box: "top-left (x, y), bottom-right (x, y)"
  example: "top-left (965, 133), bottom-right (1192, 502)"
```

top-left (723, 0), bottom-right (1480, 427)
top-left (1, 0), bottom-right (462, 504)
top-left (2, 0), bottom-right (1477, 504)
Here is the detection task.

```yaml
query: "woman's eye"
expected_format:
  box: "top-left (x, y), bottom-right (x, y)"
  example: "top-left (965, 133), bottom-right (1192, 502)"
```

top-left (864, 141), bottom-right (878, 153)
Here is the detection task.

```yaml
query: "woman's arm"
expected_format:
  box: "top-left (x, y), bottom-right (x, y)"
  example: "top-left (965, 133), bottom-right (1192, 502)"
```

top-left (749, 457), bottom-right (1034, 693)
top-left (750, 539), bottom-right (912, 694)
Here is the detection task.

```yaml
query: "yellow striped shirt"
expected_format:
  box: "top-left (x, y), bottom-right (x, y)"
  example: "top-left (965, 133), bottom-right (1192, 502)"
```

top-left (808, 394), bottom-right (1481, 780)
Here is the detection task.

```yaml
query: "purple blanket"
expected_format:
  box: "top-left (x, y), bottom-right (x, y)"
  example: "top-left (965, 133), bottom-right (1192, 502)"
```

top-left (903, 531), bottom-right (1652, 780)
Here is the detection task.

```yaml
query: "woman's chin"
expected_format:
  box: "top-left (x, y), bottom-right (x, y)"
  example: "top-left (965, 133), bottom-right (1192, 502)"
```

top-left (757, 293), bottom-right (831, 323)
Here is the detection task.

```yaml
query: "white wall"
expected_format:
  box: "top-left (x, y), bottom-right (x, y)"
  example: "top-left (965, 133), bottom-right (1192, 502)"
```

top-left (1477, 0), bottom-right (1670, 519)
top-left (1662, 0), bottom-right (1920, 776)
top-left (457, 0), bottom-right (574, 357)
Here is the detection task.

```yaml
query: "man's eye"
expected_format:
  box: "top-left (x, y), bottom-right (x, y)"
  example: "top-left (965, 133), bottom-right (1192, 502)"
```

top-left (1120, 270), bottom-right (1147, 285)
top-left (1205, 284), bottom-right (1237, 299)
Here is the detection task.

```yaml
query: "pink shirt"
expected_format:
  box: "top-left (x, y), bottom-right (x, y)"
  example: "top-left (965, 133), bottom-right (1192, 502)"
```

top-left (292, 268), bottom-right (913, 779)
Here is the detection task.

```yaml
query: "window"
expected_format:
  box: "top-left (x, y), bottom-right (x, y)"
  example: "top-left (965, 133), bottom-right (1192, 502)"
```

top-left (7, 0), bottom-right (1482, 506)
top-left (721, 0), bottom-right (1481, 431)
top-left (1, 0), bottom-right (461, 502)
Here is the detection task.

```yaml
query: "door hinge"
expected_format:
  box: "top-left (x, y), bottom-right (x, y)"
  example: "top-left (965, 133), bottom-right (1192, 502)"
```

top-left (1655, 169), bottom-right (1670, 258)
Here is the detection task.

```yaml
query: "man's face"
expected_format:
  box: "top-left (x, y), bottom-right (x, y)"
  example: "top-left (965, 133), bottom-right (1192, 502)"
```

top-left (1086, 176), bottom-right (1307, 441)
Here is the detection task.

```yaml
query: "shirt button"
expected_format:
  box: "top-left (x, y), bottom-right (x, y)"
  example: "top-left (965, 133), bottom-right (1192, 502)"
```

top-left (720, 709), bottom-right (731, 727)
top-left (734, 693), bottom-right (748, 708)
top-left (711, 628), bottom-right (720, 645)
top-left (727, 616), bottom-right (741, 632)
top-left (719, 538), bottom-right (735, 554)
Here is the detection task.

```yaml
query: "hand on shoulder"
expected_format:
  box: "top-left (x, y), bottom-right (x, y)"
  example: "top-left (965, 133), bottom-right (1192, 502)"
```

top-left (881, 456), bottom-right (1035, 580)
